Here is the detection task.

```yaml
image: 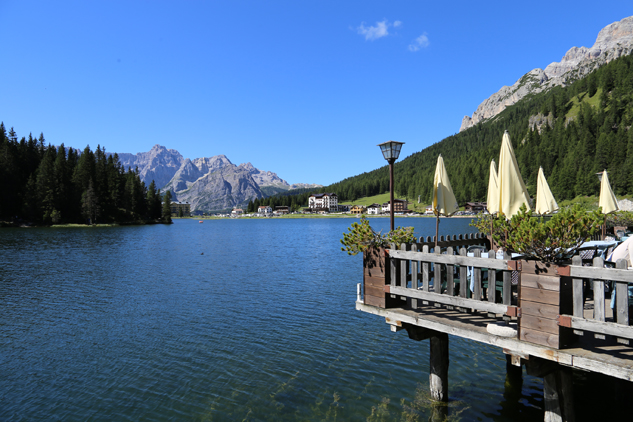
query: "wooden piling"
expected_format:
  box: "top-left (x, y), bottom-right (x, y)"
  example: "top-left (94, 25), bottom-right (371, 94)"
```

top-left (429, 332), bottom-right (449, 402)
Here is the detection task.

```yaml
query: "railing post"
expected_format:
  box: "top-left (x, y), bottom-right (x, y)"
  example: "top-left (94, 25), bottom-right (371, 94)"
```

top-left (615, 258), bottom-right (629, 326)
top-left (503, 252), bottom-right (512, 306)
top-left (488, 250), bottom-right (496, 303)
top-left (459, 247), bottom-right (468, 299)
top-left (572, 256), bottom-right (583, 320)
top-left (593, 257), bottom-right (605, 324)
top-left (411, 243), bottom-right (418, 310)
top-left (423, 245), bottom-right (430, 292)
top-left (446, 247), bottom-right (454, 297)
top-left (434, 246), bottom-right (442, 294)
top-left (473, 249), bottom-right (482, 301)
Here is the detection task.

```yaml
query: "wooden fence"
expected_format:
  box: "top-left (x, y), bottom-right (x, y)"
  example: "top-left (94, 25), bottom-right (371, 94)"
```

top-left (385, 241), bottom-right (518, 317)
top-left (364, 237), bottom-right (633, 349)
top-left (558, 256), bottom-right (633, 345)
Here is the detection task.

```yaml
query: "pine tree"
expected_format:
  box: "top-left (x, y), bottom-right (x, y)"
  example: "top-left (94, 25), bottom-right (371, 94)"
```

top-left (82, 178), bottom-right (100, 225)
top-left (162, 191), bottom-right (173, 223)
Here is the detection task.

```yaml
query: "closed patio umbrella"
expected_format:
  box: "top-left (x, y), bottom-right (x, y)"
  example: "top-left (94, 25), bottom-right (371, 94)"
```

top-left (535, 167), bottom-right (559, 215)
top-left (598, 169), bottom-right (619, 239)
top-left (432, 154), bottom-right (458, 247)
top-left (486, 160), bottom-right (499, 215)
top-left (599, 170), bottom-right (619, 214)
top-left (497, 130), bottom-right (531, 218)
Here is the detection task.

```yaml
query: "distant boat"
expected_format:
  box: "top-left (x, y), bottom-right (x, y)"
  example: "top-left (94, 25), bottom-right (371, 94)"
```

top-left (199, 221), bottom-right (203, 223)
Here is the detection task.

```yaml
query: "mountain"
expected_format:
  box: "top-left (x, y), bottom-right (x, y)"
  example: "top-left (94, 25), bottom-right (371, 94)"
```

top-left (117, 145), bottom-right (184, 189)
top-left (165, 164), bottom-right (263, 212)
top-left (116, 145), bottom-right (320, 212)
top-left (460, 15), bottom-right (633, 132)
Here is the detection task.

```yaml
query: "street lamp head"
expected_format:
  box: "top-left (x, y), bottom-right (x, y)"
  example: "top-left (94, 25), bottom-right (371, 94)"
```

top-left (377, 140), bottom-right (405, 162)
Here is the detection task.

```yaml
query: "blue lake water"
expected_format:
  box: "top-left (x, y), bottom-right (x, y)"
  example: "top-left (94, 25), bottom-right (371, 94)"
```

top-left (0, 217), bottom-right (627, 421)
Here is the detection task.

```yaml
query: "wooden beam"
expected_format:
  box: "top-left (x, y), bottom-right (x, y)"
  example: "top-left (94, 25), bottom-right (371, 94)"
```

top-left (389, 285), bottom-right (508, 314)
top-left (561, 315), bottom-right (633, 340)
top-left (388, 249), bottom-right (510, 270)
top-left (404, 325), bottom-right (438, 341)
top-left (568, 265), bottom-right (633, 283)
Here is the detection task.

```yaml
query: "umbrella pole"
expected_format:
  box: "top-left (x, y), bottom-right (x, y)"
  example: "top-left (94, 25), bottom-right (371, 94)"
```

top-left (435, 214), bottom-right (440, 249)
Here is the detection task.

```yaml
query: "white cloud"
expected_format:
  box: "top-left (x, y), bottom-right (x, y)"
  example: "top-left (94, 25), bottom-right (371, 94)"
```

top-left (408, 33), bottom-right (430, 52)
top-left (393, 20), bottom-right (402, 28)
top-left (356, 20), bottom-right (395, 41)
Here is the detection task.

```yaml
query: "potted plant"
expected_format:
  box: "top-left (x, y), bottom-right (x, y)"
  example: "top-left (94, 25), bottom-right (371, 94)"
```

top-left (341, 216), bottom-right (415, 308)
top-left (472, 205), bottom-right (603, 348)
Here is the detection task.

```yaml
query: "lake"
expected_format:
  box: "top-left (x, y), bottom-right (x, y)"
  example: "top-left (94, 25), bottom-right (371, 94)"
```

top-left (0, 217), bottom-right (625, 421)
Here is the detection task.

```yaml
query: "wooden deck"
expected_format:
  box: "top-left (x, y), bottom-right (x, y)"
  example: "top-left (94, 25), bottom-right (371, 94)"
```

top-left (356, 301), bottom-right (633, 381)
top-left (356, 235), bottom-right (633, 421)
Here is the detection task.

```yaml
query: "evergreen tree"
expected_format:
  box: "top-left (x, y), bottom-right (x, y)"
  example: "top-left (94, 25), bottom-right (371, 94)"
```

top-left (82, 178), bottom-right (100, 224)
top-left (162, 191), bottom-right (173, 223)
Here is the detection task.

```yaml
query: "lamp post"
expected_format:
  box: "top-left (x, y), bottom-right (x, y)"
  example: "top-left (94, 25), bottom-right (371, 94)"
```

top-left (377, 140), bottom-right (405, 231)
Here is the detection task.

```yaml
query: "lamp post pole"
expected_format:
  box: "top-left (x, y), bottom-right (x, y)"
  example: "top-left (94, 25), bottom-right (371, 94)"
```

top-left (377, 140), bottom-right (405, 233)
top-left (389, 157), bottom-right (395, 232)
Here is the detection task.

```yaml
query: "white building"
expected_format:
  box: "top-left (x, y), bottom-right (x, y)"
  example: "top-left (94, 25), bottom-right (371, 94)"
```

top-left (367, 203), bottom-right (381, 215)
top-left (258, 205), bottom-right (272, 214)
top-left (308, 193), bottom-right (338, 212)
top-left (232, 208), bottom-right (244, 215)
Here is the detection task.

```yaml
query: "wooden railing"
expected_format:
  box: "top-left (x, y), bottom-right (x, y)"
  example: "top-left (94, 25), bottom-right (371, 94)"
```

top-left (558, 256), bottom-right (633, 344)
top-left (386, 241), bottom-right (517, 316)
top-left (365, 238), bottom-right (633, 347)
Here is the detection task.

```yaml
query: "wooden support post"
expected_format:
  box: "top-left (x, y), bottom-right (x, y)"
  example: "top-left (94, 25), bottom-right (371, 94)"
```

top-left (543, 367), bottom-right (575, 422)
top-left (429, 332), bottom-right (449, 403)
top-left (411, 243), bottom-right (418, 310)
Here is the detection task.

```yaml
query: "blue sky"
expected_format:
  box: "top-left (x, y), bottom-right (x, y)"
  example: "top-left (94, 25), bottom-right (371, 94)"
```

top-left (1, 1), bottom-right (631, 185)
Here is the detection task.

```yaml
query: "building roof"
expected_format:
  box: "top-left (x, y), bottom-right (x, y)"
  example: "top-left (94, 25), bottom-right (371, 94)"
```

top-left (382, 199), bottom-right (407, 205)
top-left (309, 193), bottom-right (337, 198)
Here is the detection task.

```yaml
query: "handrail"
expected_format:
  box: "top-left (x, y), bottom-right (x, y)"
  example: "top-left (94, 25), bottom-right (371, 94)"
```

top-left (386, 243), bottom-right (515, 316)
top-left (388, 249), bottom-right (510, 270)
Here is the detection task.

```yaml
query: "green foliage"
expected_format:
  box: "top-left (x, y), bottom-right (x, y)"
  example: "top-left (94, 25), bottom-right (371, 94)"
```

top-left (340, 216), bottom-right (415, 255)
top-left (0, 125), bottom-right (161, 225)
top-left (606, 211), bottom-right (633, 228)
top-left (472, 205), bottom-right (602, 262)
top-left (162, 191), bottom-right (173, 223)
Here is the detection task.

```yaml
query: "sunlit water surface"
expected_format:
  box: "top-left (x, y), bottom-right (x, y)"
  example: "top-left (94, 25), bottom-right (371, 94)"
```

top-left (0, 217), bottom-right (626, 421)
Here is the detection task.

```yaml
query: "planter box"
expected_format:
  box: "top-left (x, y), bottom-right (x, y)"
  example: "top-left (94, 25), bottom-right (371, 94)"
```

top-left (363, 247), bottom-right (388, 308)
top-left (518, 260), bottom-right (573, 349)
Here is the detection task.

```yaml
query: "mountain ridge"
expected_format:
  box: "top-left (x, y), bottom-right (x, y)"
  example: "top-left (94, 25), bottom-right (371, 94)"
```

top-left (116, 144), bottom-right (321, 212)
top-left (460, 15), bottom-right (633, 132)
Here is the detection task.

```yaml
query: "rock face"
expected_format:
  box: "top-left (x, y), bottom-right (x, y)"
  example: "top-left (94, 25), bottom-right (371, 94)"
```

top-left (166, 164), bottom-right (264, 212)
top-left (460, 16), bottom-right (633, 132)
top-left (115, 145), bottom-right (320, 212)
top-left (117, 144), bottom-right (184, 189)
top-left (238, 162), bottom-right (290, 188)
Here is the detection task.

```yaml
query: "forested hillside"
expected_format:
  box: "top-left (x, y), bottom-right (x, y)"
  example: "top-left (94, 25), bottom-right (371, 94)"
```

top-left (252, 53), bottom-right (633, 210)
top-left (0, 126), bottom-right (165, 224)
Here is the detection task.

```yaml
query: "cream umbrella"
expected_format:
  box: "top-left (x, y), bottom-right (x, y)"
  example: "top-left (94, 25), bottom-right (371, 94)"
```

top-left (598, 170), bottom-right (619, 239)
top-left (497, 130), bottom-right (531, 218)
top-left (486, 159), bottom-right (499, 215)
top-left (535, 167), bottom-right (559, 215)
top-left (432, 154), bottom-right (458, 247)
top-left (599, 170), bottom-right (619, 214)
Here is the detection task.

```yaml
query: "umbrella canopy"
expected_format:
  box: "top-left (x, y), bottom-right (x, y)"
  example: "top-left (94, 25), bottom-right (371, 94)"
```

top-left (432, 154), bottom-right (457, 216)
top-left (599, 170), bottom-right (619, 214)
top-left (486, 160), bottom-right (499, 215)
top-left (497, 130), bottom-right (531, 218)
top-left (608, 236), bottom-right (633, 265)
top-left (535, 167), bottom-right (559, 215)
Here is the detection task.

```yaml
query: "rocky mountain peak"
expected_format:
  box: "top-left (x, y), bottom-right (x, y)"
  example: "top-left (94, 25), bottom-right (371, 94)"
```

top-left (460, 16), bottom-right (633, 132)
